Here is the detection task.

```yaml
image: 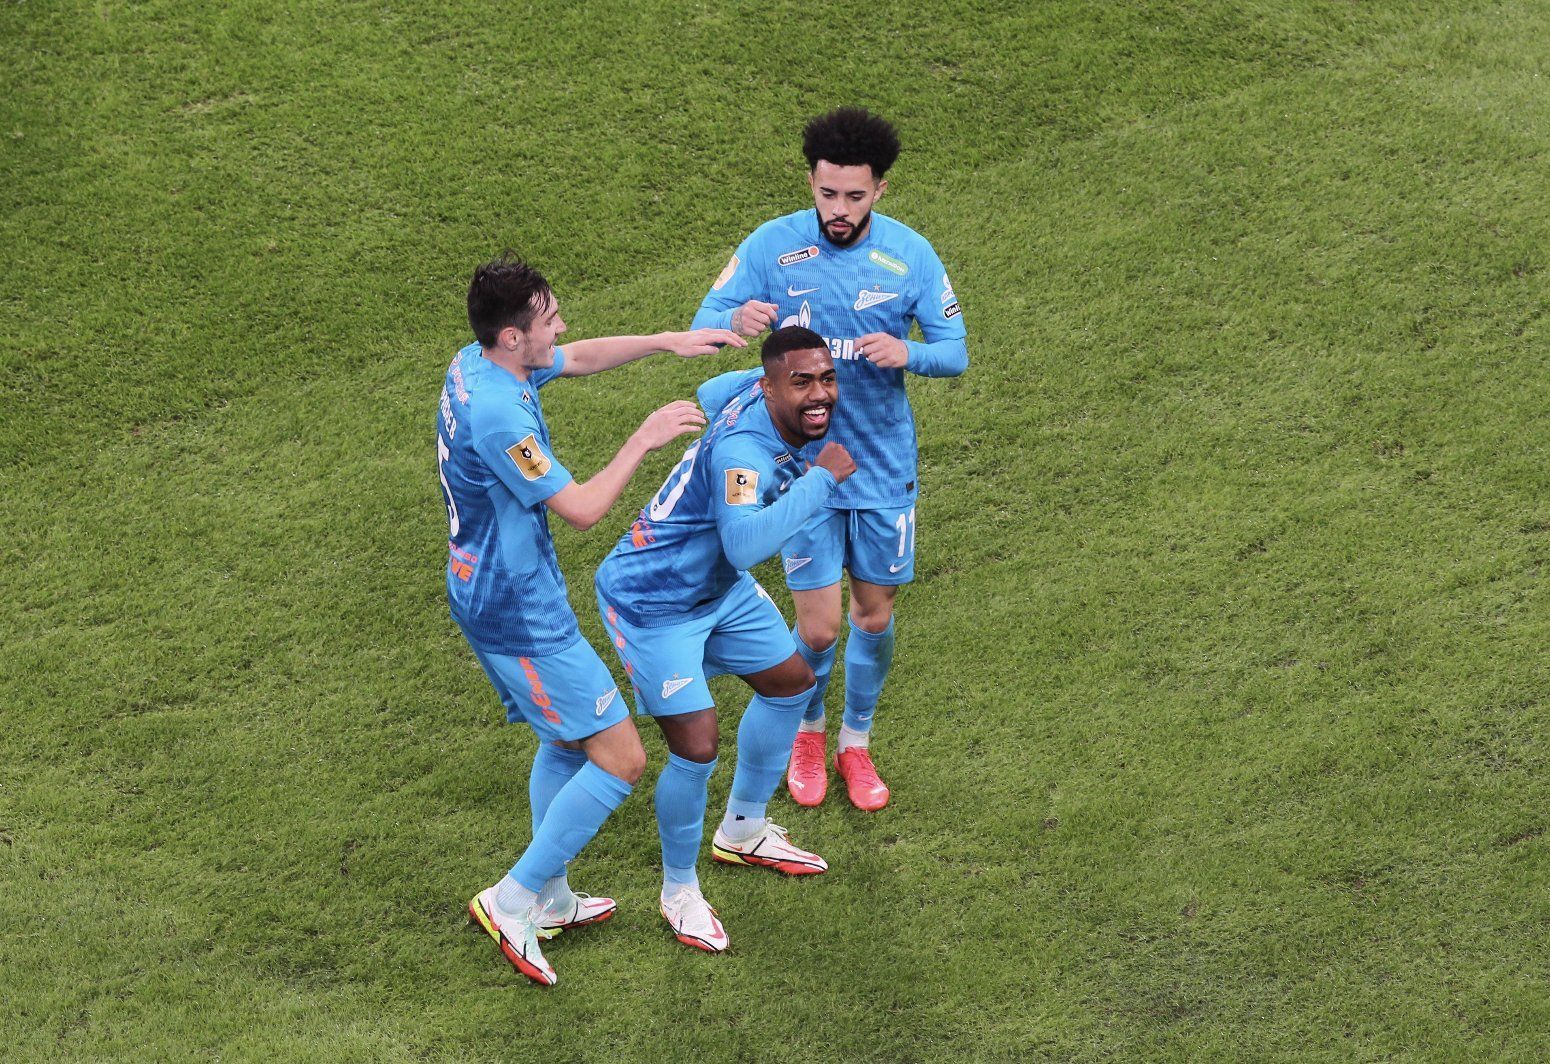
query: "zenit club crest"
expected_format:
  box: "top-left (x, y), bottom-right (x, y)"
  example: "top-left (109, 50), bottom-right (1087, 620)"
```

top-left (507, 434), bottom-right (552, 480)
top-left (725, 468), bottom-right (759, 505)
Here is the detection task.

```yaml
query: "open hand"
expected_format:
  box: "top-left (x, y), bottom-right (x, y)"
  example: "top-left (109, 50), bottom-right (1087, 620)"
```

top-left (634, 400), bottom-right (707, 451)
top-left (661, 329), bottom-right (746, 357)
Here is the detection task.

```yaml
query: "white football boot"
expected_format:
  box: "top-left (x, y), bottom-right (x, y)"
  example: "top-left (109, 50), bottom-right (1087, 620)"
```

top-left (660, 884), bottom-right (729, 953)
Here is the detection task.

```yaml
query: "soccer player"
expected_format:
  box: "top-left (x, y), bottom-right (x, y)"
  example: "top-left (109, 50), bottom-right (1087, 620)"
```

top-left (594, 326), bottom-right (855, 953)
top-left (440, 253), bottom-right (742, 985)
top-left (690, 107), bottom-right (969, 810)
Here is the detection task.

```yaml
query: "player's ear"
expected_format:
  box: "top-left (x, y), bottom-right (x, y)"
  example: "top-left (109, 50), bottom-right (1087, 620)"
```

top-left (876, 178), bottom-right (887, 199)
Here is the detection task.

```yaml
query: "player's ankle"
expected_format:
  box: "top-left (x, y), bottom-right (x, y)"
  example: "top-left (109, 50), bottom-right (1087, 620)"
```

top-left (838, 724), bottom-right (871, 752)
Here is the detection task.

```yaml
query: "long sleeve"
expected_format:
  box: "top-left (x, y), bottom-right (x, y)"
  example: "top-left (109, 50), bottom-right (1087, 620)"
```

top-left (717, 467), bottom-right (837, 571)
top-left (905, 336), bottom-right (970, 377)
top-left (692, 234), bottom-right (762, 330)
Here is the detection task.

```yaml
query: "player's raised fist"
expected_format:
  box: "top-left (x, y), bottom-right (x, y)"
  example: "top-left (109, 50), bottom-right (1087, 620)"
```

top-left (814, 442), bottom-right (856, 483)
top-left (662, 329), bottom-right (747, 357)
top-left (730, 300), bottom-right (779, 338)
top-left (635, 400), bottom-right (707, 451)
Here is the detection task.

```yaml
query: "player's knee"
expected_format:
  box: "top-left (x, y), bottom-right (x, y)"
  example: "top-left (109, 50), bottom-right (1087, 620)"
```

top-left (663, 725), bottom-right (716, 766)
top-left (849, 601), bottom-right (894, 634)
top-left (610, 745), bottom-right (647, 786)
top-left (800, 620), bottom-right (840, 652)
top-left (669, 733), bottom-right (719, 765)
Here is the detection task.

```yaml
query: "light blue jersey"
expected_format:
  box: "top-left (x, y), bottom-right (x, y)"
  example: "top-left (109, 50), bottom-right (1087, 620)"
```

top-left (692, 209), bottom-right (968, 509)
top-left (437, 342), bottom-right (579, 656)
top-left (595, 378), bottom-right (837, 626)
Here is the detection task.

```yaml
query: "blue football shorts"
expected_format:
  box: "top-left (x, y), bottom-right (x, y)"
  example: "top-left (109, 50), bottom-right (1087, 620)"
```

top-left (466, 633), bottom-right (630, 744)
top-left (781, 503), bottom-right (918, 591)
top-left (595, 573), bottom-right (796, 717)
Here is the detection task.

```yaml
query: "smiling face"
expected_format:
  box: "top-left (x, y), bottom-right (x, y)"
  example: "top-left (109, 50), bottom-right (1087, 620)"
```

top-left (763, 344), bottom-right (839, 445)
top-left (504, 291), bottom-right (567, 372)
top-left (808, 160), bottom-right (886, 247)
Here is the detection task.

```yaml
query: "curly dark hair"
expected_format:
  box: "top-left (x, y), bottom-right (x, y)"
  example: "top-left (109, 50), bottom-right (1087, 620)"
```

top-left (467, 252), bottom-right (553, 348)
top-left (761, 325), bottom-right (828, 366)
top-left (801, 107), bottom-right (901, 176)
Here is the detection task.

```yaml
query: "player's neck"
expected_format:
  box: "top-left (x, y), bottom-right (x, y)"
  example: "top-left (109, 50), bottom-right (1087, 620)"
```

top-left (769, 414), bottom-right (809, 450)
top-left (480, 345), bottom-right (533, 382)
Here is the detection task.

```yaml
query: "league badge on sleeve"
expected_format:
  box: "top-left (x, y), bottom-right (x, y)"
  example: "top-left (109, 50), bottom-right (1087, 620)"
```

top-left (712, 254), bottom-right (739, 291)
top-left (507, 434), bottom-right (553, 480)
top-left (725, 468), bottom-right (759, 505)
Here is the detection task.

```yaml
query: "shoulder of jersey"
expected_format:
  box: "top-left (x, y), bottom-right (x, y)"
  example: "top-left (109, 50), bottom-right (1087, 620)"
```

top-left (869, 212), bottom-right (933, 252)
top-left (713, 386), bottom-right (775, 447)
top-left (748, 210), bottom-right (819, 252)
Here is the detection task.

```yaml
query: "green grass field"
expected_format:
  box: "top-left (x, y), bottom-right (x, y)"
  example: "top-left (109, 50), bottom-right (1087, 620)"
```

top-left (4, 0), bottom-right (1549, 1058)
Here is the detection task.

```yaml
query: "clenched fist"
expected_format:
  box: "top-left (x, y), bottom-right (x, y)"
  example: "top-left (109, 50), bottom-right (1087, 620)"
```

top-left (813, 442), bottom-right (856, 484)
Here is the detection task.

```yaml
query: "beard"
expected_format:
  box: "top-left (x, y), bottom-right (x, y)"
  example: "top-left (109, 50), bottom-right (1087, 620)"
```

top-left (820, 210), bottom-right (871, 248)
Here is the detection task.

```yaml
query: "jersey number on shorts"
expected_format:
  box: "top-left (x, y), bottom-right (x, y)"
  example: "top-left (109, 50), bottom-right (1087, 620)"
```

top-left (647, 440), bottom-right (702, 521)
top-left (437, 434), bottom-right (460, 536)
top-left (895, 507), bottom-right (916, 560)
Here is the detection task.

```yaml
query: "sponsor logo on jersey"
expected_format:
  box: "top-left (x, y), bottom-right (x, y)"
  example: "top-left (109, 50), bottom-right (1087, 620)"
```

top-left (774, 453), bottom-right (792, 465)
top-left (779, 300), bottom-right (812, 330)
top-left (941, 272), bottom-right (956, 302)
top-left (595, 688), bottom-right (618, 717)
top-left (777, 245), bottom-right (820, 267)
top-left (854, 289), bottom-right (900, 312)
top-left (826, 336), bottom-right (859, 361)
top-left (944, 300), bottom-right (962, 319)
top-left (662, 677), bottom-right (694, 699)
top-left (520, 390), bottom-right (533, 404)
top-left (507, 434), bottom-right (552, 480)
top-left (868, 249), bottom-right (909, 276)
top-left (725, 468), bottom-right (759, 506)
top-left (787, 284), bottom-right (820, 296)
top-left (784, 555), bottom-right (812, 574)
top-left (712, 254), bottom-right (739, 291)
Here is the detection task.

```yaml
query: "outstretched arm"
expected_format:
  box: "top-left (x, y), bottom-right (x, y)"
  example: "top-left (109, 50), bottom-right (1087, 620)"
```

top-left (560, 330), bottom-right (745, 377)
top-left (545, 401), bottom-right (706, 530)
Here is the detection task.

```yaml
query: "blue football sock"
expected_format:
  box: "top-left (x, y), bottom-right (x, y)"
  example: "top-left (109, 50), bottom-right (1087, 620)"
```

top-left (529, 743), bottom-right (587, 836)
top-left (792, 627), bottom-right (837, 724)
top-left (842, 618), bottom-right (895, 733)
top-left (656, 752), bottom-right (717, 890)
top-left (509, 761), bottom-right (632, 893)
top-left (723, 686), bottom-right (813, 838)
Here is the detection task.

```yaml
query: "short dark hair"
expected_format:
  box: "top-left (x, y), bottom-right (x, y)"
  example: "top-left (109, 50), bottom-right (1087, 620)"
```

top-left (802, 107), bottom-right (901, 176)
top-left (761, 326), bottom-right (827, 367)
top-left (467, 253), bottom-right (554, 348)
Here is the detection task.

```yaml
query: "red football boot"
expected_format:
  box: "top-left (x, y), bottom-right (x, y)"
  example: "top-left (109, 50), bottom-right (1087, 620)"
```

top-left (786, 731), bottom-right (828, 807)
top-left (835, 746), bottom-right (890, 811)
